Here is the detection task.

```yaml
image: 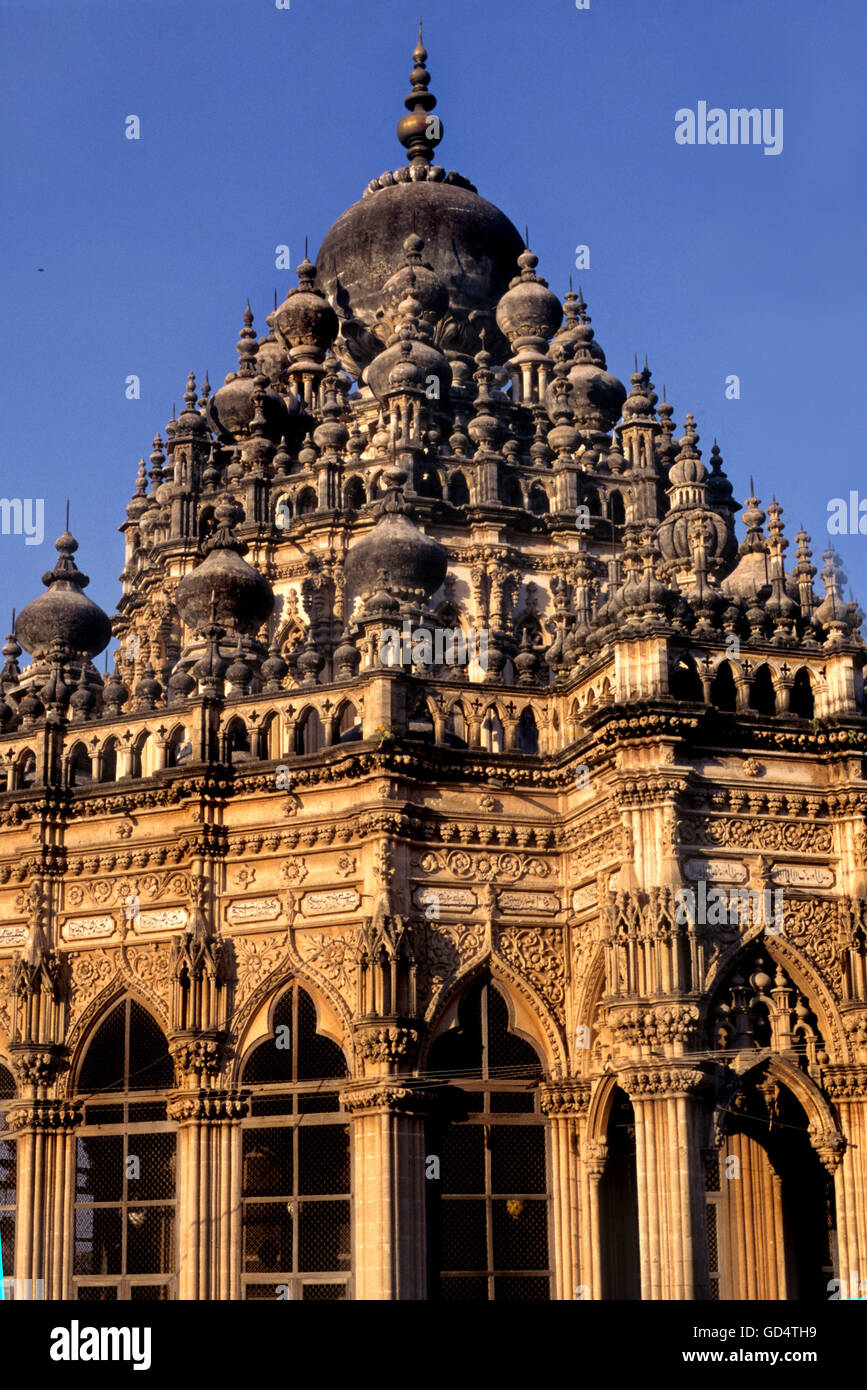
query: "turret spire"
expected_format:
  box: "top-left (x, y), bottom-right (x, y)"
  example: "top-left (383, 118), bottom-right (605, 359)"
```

top-left (397, 23), bottom-right (442, 165)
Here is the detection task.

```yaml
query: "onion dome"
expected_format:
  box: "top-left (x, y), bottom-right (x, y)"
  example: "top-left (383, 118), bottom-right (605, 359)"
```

top-left (269, 256), bottom-right (338, 361)
top-left (366, 290), bottom-right (452, 402)
top-left (344, 464), bottom-right (447, 604)
top-left (495, 247), bottom-right (562, 349)
top-left (126, 459), bottom-right (149, 521)
top-left (0, 628), bottom-right (22, 694)
top-left (256, 329), bottom-right (290, 383)
top-left (15, 531), bottom-right (112, 661)
top-left (655, 393), bottom-right (677, 470)
top-left (175, 499), bottom-right (274, 636)
top-left (379, 234), bottom-right (449, 336)
top-left (658, 420), bottom-right (728, 568)
top-left (720, 483), bottom-right (771, 603)
top-left (333, 628), bottom-right (361, 680)
top-left (69, 680), bottom-right (96, 719)
top-left (174, 371), bottom-right (209, 441)
top-left (206, 304), bottom-right (290, 442)
top-left (668, 414), bottom-right (707, 488)
top-left (18, 689), bottom-right (44, 723)
top-left (260, 642), bottom-right (289, 694)
top-left (134, 664), bottom-right (162, 710)
top-left (167, 664), bottom-right (196, 703)
top-left (316, 33), bottom-right (523, 359)
top-left (225, 640), bottom-right (253, 695)
top-left (546, 290), bottom-right (626, 432)
top-left (103, 657), bottom-right (129, 715)
top-left (546, 360), bottom-right (582, 458)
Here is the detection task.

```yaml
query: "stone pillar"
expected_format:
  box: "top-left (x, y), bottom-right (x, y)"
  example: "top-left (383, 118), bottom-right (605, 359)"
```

top-left (825, 1070), bottom-right (867, 1297)
top-left (540, 1081), bottom-right (587, 1301)
top-left (7, 1095), bottom-right (80, 1300)
top-left (622, 1065), bottom-right (710, 1300)
top-left (168, 1090), bottom-right (247, 1301)
top-left (340, 1081), bottom-right (431, 1301)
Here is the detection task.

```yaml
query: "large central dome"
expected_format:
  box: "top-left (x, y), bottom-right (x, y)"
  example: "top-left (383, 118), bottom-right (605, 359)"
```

top-left (315, 28), bottom-right (524, 363)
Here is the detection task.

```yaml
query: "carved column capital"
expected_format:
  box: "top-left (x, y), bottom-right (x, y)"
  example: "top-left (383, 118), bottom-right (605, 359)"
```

top-left (540, 1079), bottom-right (591, 1116)
top-left (4, 1099), bottom-right (81, 1132)
top-left (167, 1089), bottom-right (249, 1123)
top-left (338, 1081), bottom-right (437, 1117)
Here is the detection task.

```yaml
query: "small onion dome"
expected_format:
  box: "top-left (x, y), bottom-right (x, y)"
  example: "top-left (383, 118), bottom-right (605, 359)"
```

top-left (134, 664), bottom-right (162, 709)
top-left (706, 441), bottom-right (735, 509)
top-left (39, 668), bottom-right (71, 708)
top-left (622, 363), bottom-right (658, 421)
top-left (103, 662), bottom-right (129, 713)
top-left (333, 628), bottom-right (361, 679)
top-left (496, 248), bottom-right (562, 349)
top-left (175, 500), bottom-right (274, 637)
top-left (18, 690), bottom-right (44, 721)
top-left (547, 289), bottom-right (626, 432)
top-left (126, 459), bottom-right (149, 521)
top-left (366, 288), bottom-right (452, 402)
top-left (15, 532), bottom-right (112, 661)
top-left (269, 257), bottom-right (338, 357)
top-left (174, 372), bottom-right (209, 440)
top-left (344, 466), bottom-right (447, 604)
top-left (668, 415), bottom-right (707, 487)
top-left (260, 642), bottom-right (288, 693)
top-left (69, 682), bottom-right (96, 718)
top-left (380, 235), bottom-right (449, 331)
top-left (206, 304), bottom-right (290, 442)
top-left (167, 664), bottom-right (196, 702)
top-left (256, 332), bottom-right (290, 383)
top-left (0, 700), bottom-right (14, 729)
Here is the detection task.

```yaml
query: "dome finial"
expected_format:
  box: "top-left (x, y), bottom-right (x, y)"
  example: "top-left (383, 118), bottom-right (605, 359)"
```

top-left (397, 22), bottom-right (442, 165)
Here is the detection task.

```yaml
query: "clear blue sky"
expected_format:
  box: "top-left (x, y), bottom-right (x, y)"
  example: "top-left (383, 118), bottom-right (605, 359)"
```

top-left (1, 0), bottom-right (865, 633)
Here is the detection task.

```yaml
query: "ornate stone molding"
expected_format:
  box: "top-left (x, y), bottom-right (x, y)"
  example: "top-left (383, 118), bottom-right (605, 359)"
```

top-left (5, 1099), bottom-right (81, 1132)
top-left (338, 1082), bottom-right (436, 1116)
top-left (621, 1065), bottom-right (708, 1099)
top-left (540, 1079), bottom-right (590, 1116)
top-left (167, 1090), bottom-right (249, 1123)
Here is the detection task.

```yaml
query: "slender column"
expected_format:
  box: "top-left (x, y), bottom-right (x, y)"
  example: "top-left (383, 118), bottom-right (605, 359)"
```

top-left (541, 1082), bottom-right (587, 1300)
top-left (623, 1066), bottom-right (710, 1300)
top-left (825, 1071), bottom-right (867, 1297)
top-left (7, 1099), bottom-right (80, 1299)
top-left (169, 1091), bottom-right (248, 1301)
top-left (340, 1082), bottom-right (432, 1301)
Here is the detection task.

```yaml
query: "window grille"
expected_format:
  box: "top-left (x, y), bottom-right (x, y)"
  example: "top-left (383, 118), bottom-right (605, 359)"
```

top-left (426, 980), bottom-right (552, 1301)
top-left (74, 999), bottom-right (177, 1300)
top-left (240, 982), bottom-right (351, 1300)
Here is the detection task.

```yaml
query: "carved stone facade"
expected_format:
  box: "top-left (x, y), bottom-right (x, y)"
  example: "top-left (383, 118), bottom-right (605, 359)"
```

top-left (0, 33), bottom-right (865, 1302)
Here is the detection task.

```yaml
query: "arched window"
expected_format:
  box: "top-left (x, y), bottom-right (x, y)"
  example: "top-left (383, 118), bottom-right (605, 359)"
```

top-left (791, 668), bottom-right (814, 720)
top-left (165, 726), bottom-right (192, 769)
top-left (500, 475), bottom-right (524, 509)
top-left (516, 707), bottom-right (539, 755)
top-left (130, 732), bottom-right (150, 779)
top-left (608, 491), bottom-right (626, 528)
top-left (528, 485), bottom-right (550, 516)
top-left (445, 704), bottom-right (468, 748)
top-left (296, 487), bottom-right (318, 517)
top-left (670, 655), bottom-right (703, 703)
top-left (750, 665), bottom-right (776, 716)
top-left (225, 718), bottom-right (251, 765)
top-left (448, 472), bottom-right (470, 507)
top-left (582, 486), bottom-right (602, 517)
top-left (336, 702), bottom-right (361, 743)
top-left (417, 467), bottom-right (443, 500)
top-left (100, 737), bottom-right (119, 782)
top-left (0, 1064), bottom-right (16, 1291)
top-left (74, 999), bottom-right (176, 1300)
top-left (407, 697), bottom-right (435, 743)
top-left (481, 707), bottom-right (504, 753)
top-left (343, 477), bottom-right (365, 511)
top-left (198, 507), bottom-right (216, 544)
top-left (259, 713), bottom-right (279, 760)
top-left (599, 1087), bottom-right (640, 1299)
top-left (426, 978), bottom-right (550, 1301)
top-left (17, 749), bottom-right (36, 789)
top-left (295, 708), bottom-right (324, 756)
top-left (711, 660), bottom-right (738, 713)
top-left (68, 742), bottom-right (92, 787)
top-left (240, 982), bottom-right (350, 1300)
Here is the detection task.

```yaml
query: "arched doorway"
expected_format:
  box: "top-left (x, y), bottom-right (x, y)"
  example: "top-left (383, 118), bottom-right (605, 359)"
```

top-left (599, 1086), bottom-right (641, 1299)
top-left (425, 977), bottom-right (552, 1300)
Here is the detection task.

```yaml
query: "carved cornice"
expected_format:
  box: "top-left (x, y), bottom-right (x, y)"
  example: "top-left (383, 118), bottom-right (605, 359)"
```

top-left (5, 1099), bottom-right (81, 1132)
top-left (338, 1082), bottom-right (437, 1115)
top-left (621, 1065), bottom-right (708, 1099)
top-left (540, 1079), bottom-right (590, 1116)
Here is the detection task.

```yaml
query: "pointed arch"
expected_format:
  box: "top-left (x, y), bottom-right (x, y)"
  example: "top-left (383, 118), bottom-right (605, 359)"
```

top-left (791, 666), bottom-right (815, 719)
top-left (223, 715), bottom-right (251, 764)
top-left (295, 486), bottom-right (318, 517)
top-left (750, 663), bottom-right (776, 716)
top-left (500, 474), bottom-right (524, 509)
top-left (445, 701), bottom-right (468, 748)
top-left (608, 490), bottom-right (626, 528)
top-left (342, 475), bottom-right (365, 511)
top-left (448, 471), bottom-right (470, 507)
top-left (481, 705), bottom-right (504, 753)
top-left (67, 741), bottom-right (93, 787)
top-left (710, 659), bottom-right (738, 712)
top-left (417, 466), bottom-right (443, 500)
top-left (670, 652), bottom-right (703, 702)
top-left (295, 706), bottom-right (324, 755)
top-left (164, 724), bottom-right (192, 768)
top-left (335, 700), bottom-right (361, 742)
top-left (16, 747), bottom-right (36, 789)
top-left (528, 483), bottom-right (550, 516)
top-left (516, 705), bottom-right (539, 755)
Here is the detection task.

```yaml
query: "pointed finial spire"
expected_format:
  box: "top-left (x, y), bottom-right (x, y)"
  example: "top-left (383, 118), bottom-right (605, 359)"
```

top-left (66, 499), bottom-right (70, 531)
top-left (397, 23), bottom-right (442, 165)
